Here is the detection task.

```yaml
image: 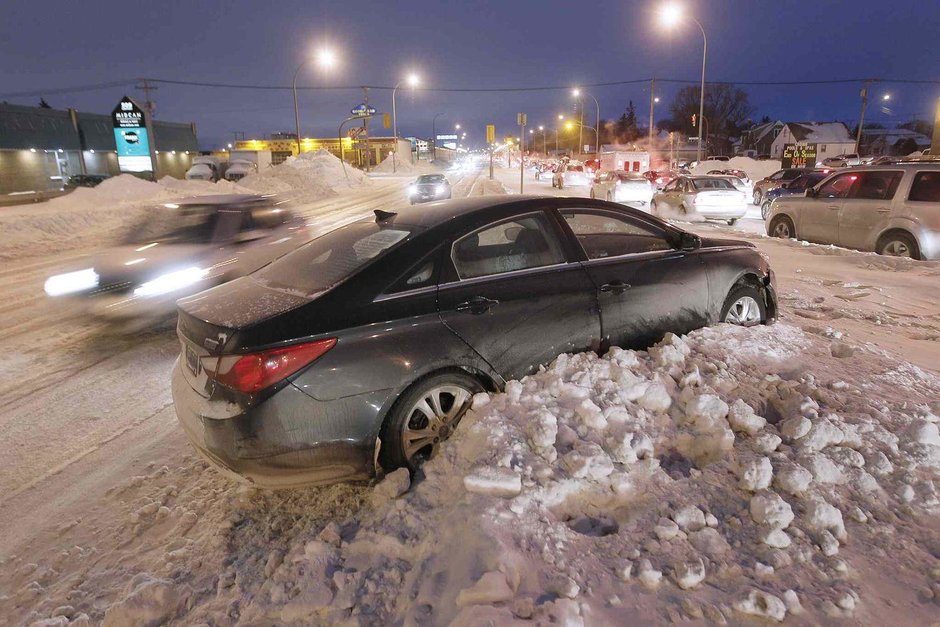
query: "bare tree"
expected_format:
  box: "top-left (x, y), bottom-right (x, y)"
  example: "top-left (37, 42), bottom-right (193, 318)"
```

top-left (669, 83), bottom-right (754, 151)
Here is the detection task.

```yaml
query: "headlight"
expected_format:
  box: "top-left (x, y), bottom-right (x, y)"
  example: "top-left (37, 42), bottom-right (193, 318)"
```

top-left (134, 267), bottom-right (208, 297)
top-left (407, 185), bottom-right (417, 195)
top-left (44, 268), bottom-right (99, 296)
top-left (435, 185), bottom-right (446, 194)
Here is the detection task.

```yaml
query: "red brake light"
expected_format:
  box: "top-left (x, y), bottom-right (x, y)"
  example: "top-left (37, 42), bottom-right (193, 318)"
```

top-left (213, 338), bottom-right (336, 394)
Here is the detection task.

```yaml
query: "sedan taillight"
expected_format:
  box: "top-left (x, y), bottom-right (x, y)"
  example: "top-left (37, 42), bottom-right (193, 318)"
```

top-left (208, 338), bottom-right (336, 394)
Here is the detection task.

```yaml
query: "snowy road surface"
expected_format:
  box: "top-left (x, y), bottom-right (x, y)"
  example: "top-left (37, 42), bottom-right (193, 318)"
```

top-left (2, 164), bottom-right (939, 625)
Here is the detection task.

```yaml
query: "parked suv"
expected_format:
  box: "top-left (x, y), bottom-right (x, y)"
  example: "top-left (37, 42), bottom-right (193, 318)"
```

top-left (765, 164), bottom-right (940, 260)
top-left (752, 168), bottom-right (804, 205)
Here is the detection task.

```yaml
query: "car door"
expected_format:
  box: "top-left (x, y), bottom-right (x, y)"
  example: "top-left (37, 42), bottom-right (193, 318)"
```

top-left (437, 210), bottom-right (601, 381)
top-left (556, 207), bottom-right (710, 350)
top-left (800, 171), bottom-right (858, 243)
top-left (657, 179), bottom-right (681, 210)
top-left (838, 170), bottom-right (904, 250)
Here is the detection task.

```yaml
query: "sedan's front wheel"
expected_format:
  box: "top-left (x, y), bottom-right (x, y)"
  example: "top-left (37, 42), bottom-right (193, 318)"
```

top-left (720, 285), bottom-right (766, 327)
top-left (768, 215), bottom-right (795, 239)
top-left (380, 372), bottom-right (483, 471)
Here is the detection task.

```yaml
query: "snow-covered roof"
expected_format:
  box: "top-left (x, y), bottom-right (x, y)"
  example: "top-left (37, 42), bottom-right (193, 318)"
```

top-left (749, 120), bottom-right (784, 142)
top-left (784, 122), bottom-right (852, 144)
top-left (861, 128), bottom-right (932, 145)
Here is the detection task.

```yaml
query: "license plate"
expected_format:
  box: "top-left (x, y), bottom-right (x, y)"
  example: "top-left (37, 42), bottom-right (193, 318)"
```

top-left (185, 345), bottom-right (201, 376)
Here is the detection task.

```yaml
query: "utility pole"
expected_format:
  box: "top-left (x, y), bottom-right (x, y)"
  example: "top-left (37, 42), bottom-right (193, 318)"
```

top-left (518, 113), bottom-right (527, 194)
top-left (855, 80), bottom-right (872, 155)
top-left (362, 86), bottom-right (371, 172)
top-left (136, 78), bottom-right (157, 118)
top-left (577, 99), bottom-right (584, 158)
top-left (648, 78), bottom-right (656, 155)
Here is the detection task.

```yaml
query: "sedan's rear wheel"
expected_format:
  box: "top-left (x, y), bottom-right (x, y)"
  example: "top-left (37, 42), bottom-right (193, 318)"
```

top-left (877, 232), bottom-right (919, 260)
top-left (380, 372), bottom-right (483, 471)
top-left (720, 285), bottom-right (766, 327)
top-left (768, 215), bottom-right (795, 239)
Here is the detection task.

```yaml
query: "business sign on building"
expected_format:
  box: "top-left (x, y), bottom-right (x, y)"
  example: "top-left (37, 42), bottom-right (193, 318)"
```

top-left (351, 103), bottom-right (377, 117)
top-left (781, 143), bottom-right (818, 169)
top-left (112, 96), bottom-right (154, 173)
top-left (436, 134), bottom-right (458, 149)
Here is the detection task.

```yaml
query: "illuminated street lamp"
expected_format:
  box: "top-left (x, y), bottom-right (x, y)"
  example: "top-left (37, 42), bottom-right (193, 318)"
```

top-left (572, 88), bottom-right (600, 158)
top-left (659, 4), bottom-right (707, 161)
top-left (391, 72), bottom-right (420, 173)
top-left (882, 93), bottom-right (891, 101)
top-left (292, 47), bottom-right (338, 154)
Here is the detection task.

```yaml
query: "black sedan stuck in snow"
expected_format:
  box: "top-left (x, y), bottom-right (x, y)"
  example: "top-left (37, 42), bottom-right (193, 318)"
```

top-left (172, 196), bottom-right (777, 487)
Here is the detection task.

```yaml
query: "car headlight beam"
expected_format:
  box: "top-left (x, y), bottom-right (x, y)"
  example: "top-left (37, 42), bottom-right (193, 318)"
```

top-left (134, 267), bottom-right (208, 297)
top-left (44, 268), bottom-right (99, 297)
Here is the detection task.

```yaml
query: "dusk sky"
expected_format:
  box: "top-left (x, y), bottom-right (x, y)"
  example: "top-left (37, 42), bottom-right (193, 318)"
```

top-left (2, 0), bottom-right (938, 149)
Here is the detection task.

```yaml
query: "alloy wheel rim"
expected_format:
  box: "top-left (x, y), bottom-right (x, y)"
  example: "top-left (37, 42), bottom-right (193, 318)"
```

top-left (725, 295), bottom-right (762, 326)
top-left (772, 220), bottom-right (791, 238)
top-left (883, 240), bottom-right (911, 257)
top-left (401, 385), bottom-right (472, 462)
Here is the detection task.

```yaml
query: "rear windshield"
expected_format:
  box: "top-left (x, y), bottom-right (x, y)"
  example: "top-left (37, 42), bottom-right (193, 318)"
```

top-left (691, 178), bottom-right (735, 190)
top-left (617, 173), bottom-right (647, 182)
top-left (254, 221), bottom-right (412, 296)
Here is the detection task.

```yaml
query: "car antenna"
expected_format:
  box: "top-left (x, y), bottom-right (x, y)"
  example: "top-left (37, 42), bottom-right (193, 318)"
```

top-left (374, 209), bottom-right (397, 223)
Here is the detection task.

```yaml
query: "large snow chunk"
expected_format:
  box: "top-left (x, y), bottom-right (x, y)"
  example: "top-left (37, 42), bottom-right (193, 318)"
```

top-left (728, 399), bottom-right (766, 435)
top-left (562, 442), bottom-right (614, 479)
top-left (750, 491), bottom-right (794, 530)
top-left (102, 575), bottom-right (185, 627)
top-left (637, 382), bottom-right (672, 412)
top-left (804, 497), bottom-right (847, 542)
top-left (774, 465), bottom-right (814, 496)
top-left (672, 558), bottom-right (706, 590)
top-left (464, 467), bottom-right (522, 497)
top-left (798, 417), bottom-right (845, 452)
top-left (456, 571), bottom-right (515, 607)
top-left (738, 456), bottom-right (773, 492)
top-left (527, 409), bottom-right (558, 450)
top-left (684, 394), bottom-right (729, 425)
top-left (734, 589), bottom-right (787, 622)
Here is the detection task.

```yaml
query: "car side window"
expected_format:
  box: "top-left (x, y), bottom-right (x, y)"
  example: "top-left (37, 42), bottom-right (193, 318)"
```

top-left (817, 173), bottom-right (858, 199)
top-left (451, 213), bottom-right (566, 280)
top-left (908, 171), bottom-right (940, 202)
top-left (849, 171), bottom-right (903, 201)
top-left (663, 180), bottom-right (677, 192)
top-left (770, 171), bottom-right (783, 180)
top-left (560, 210), bottom-right (672, 259)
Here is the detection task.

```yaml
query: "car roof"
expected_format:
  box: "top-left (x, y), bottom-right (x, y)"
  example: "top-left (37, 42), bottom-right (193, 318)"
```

top-left (380, 195), bottom-right (552, 228)
top-left (172, 194), bottom-right (276, 208)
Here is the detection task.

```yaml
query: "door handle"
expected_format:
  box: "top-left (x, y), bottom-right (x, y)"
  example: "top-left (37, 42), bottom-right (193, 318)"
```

top-left (455, 296), bottom-right (499, 315)
top-left (876, 207), bottom-right (890, 213)
top-left (599, 281), bottom-right (632, 295)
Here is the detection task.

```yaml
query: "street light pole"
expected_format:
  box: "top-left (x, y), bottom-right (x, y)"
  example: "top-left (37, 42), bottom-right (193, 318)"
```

top-left (292, 60), bottom-right (311, 156)
top-left (855, 81), bottom-right (871, 155)
top-left (391, 73), bottom-right (420, 174)
top-left (648, 78), bottom-right (656, 152)
top-left (659, 7), bottom-right (707, 162)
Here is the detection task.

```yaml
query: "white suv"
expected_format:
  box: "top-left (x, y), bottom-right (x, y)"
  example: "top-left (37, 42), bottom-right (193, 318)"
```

top-left (765, 163), bottom-right (940, 260)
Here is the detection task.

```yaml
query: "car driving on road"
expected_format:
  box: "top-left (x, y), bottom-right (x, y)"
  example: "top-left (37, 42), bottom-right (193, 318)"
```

top-left (760, 170), bottom-right (832, 219)
top-left (43, 194), bottom-right (308, 322)
top-left (752, 168), bottom-right (804, 205)
top-left (171, 196), bottom-right (777, 487)
top-left (651, 175), bottom-right (748, 225)
top-left (766, 163), bottom-right (940, 259)
top-left (552, 164), bottom-right (590, 189)
top-left (408, 174), bottom-right (452, 204)
top-left (591, 170), bottom-right (654, 205)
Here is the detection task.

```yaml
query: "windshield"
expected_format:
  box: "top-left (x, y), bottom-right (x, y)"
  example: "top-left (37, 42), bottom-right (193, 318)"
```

top-left (416, 175), bottom-right (444, 184)
top-left (254, 221), bottom-right (413, 296)
top-left (123, 206), bottom-right (225, 245)
top-left (691, 178), bottom-right (736, 191)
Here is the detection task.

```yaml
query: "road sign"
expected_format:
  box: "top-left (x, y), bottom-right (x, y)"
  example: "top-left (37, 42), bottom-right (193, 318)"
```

top-left (347, 127), bottom-right (364, 139)
top-left (383, 113), bottom-right (391, 129)
top-left (351, 103), bottom-right (377, 117)
top-left (517, 113), bottom-right (527, 127)
top-left (486, 124), bottom-right (495, 143)
top-left (112, 96), bottom-right (154, 173)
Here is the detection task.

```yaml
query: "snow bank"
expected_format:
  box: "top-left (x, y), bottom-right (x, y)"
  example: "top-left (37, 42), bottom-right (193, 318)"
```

top-left (691, 157), bottom-right (782, 181)
top-left (372, 153), bottom-right (416, 174)
top-left (240, 149), bottom-right (367, 196)
top-left (9, 323), bottom-right (940, 625)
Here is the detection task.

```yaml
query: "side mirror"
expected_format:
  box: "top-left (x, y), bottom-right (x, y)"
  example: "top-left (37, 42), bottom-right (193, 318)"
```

top-left (679, 232), bottom-right (701, 250)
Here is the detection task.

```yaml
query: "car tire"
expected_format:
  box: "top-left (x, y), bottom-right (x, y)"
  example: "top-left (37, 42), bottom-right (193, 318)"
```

top-left (768, 215), bottom-right (795, 239)
top-left (753, 190), bottom-right (762, 205)
top-left (761, 201), bottom-right (772, 220)
top-left (720, 285), bottom-right (766, 327)
top-left (877, 231), bottom-right (920, 260)
top-left (379, 371), bottom-right (483, 472)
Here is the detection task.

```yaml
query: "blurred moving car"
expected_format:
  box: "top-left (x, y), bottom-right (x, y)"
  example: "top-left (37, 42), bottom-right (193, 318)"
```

top-left (766, 163), bottom-right (940, 260)
top-left (43, 195), bottom-right (308, 322)
top-left (591, 171), bottom-right (654, 205)
top-left (643, 170), bottom-right (680, 190)
top-left (752, 168), bottom-right (804, 205)
top-left (408, 174), bottom-right (452, 204)
top-left (760, 170), bottom-right (832, 219)
top-left (171, 196), bottom-right (777, 486)
top-left (651, 175), bottom-right (748, 225)
top-left (64, 174), bottom-right (110, 189)
top-left (552, 164), bottom-right (590, 188)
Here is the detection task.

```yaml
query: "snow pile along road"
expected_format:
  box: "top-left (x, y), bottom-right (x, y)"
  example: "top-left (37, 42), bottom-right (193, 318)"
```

top-left (12, 323), bottom-right (938, 625)
top-left (240, 149), bottom-right (368, 196)
top-left (691, 157), bottom-right (782, 181)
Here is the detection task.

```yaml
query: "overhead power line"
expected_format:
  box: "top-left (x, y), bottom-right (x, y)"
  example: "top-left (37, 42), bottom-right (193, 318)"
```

top-left (2, 76), bottom-right (938, 100)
